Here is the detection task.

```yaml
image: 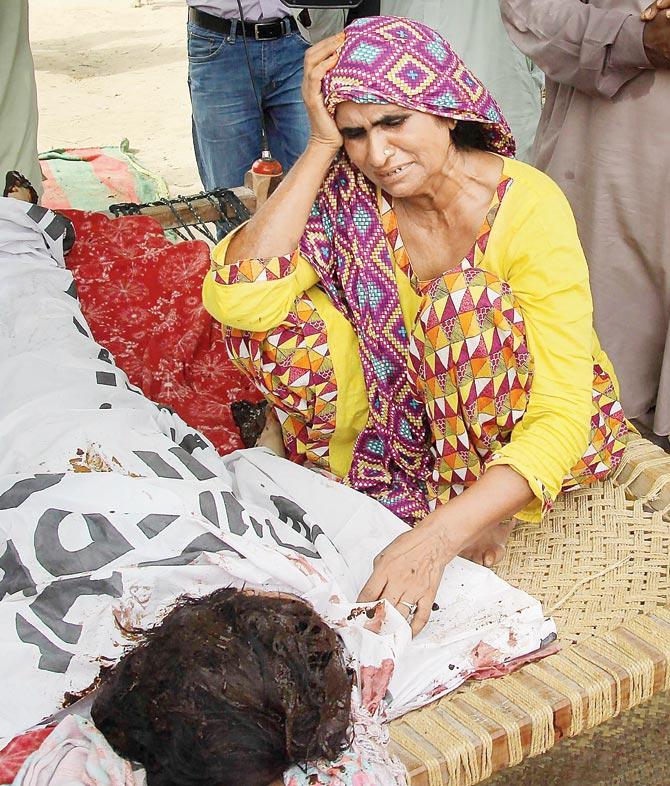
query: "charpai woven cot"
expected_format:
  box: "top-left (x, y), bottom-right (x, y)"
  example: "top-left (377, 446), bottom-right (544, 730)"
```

top-left (390, 434), bottom-right (670, 785)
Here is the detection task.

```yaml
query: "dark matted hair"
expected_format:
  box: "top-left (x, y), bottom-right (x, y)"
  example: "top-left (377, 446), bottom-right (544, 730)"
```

top-left (91, 588), bottom-right (353, 786)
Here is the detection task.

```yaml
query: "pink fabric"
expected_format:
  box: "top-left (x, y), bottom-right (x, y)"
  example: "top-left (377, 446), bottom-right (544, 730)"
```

top-left (12, 716), bottom-right (141, 786)
top-left (469, 641), bottom-right (561, 680)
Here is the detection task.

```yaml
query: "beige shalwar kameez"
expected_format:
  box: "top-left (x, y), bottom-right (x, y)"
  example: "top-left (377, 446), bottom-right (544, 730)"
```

top-left (500, 0), bottom-right (670, 436)
top-left (0, 0), bottom-right (41, 198)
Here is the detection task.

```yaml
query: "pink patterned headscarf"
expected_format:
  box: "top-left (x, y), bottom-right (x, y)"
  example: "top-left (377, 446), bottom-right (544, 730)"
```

top-left (299, 17), bottom-right (514, 525)
top-left (322, 16), bottom-right (515, 157)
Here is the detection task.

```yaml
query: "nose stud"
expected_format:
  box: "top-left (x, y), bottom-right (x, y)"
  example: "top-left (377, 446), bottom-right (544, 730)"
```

top-left (384, 148), bottom-right (392, 156)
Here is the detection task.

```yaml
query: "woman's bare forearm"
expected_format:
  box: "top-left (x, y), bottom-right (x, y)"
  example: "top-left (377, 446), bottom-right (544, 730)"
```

top-left (226, 32), bottom-right (346, 262)
top-left (424, 465), bottom-right (535, 554)
top-left (227, 141), bottom-right (339, 263)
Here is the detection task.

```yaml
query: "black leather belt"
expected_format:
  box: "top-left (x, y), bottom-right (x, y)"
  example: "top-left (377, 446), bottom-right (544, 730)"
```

top-left (188, 7), bottom-right (298, 40)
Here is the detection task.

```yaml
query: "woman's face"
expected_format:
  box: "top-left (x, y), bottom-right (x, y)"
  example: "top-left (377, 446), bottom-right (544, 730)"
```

top-left (334, 101), bottom-right (455, 198)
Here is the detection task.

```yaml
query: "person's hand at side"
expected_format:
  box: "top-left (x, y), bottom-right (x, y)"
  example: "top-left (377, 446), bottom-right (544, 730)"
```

top-left (302, 33), bottom-right (345, 152)
top-left (357, 516), bottom-right (516, 637)
top-left (642, 0), bottom-right (670, 21)
top-left (641, 0), bottom-right (670, 67)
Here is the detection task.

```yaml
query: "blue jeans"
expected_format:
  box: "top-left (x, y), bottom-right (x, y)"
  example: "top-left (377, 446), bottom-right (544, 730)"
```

top-left (187, 20), bottom-right (310, 195)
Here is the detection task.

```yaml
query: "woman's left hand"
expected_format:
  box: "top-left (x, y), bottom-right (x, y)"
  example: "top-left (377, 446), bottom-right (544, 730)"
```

top-left (357, 519), bottom-right (459, 637)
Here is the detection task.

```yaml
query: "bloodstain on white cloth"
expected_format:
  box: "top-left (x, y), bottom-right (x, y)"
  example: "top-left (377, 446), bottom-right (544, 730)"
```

top-left (471, 640), bottom-right (502, 670)
top-left (469, 641), bottom-right (561, 680)
top-left (360, 659), bottom-right (395, 713)
top-left (0, 727), bottom-right (55, 783)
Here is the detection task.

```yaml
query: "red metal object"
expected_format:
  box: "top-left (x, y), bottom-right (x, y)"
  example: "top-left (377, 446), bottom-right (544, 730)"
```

top-left (251, 153), bottom-right (283, 176)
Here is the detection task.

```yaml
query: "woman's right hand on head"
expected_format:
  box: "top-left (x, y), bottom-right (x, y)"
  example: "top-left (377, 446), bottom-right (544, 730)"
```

top-left (302, 33), bottom-right (345, 152)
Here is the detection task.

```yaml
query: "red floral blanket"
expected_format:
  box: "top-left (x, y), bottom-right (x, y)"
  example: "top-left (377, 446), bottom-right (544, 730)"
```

top-left (63, 210), bottom-right (261, 455)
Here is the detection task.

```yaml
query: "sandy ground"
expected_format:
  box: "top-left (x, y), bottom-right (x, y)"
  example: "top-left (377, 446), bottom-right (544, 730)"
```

top-left (31, 0), bottom-right (201, 196)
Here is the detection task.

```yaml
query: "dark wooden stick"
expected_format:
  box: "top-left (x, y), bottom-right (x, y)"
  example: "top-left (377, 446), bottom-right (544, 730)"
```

top-left (127, 186), bottom-right (257, 229)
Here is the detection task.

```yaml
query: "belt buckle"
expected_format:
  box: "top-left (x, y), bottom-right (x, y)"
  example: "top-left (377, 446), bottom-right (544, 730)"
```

top-left (254, 20), bottom-right (277, 40)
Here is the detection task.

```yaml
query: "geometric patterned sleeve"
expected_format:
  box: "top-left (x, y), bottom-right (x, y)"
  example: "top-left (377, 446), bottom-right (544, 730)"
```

top-left (202, 223), bottom-right (320, 333)
top-left (485, 176), bottom-right (595, 521)
top-left (211, 250), bottom-right (298, 286)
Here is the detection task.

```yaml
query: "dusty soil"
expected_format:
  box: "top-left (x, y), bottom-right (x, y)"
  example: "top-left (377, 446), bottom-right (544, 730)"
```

top-left (31, 0), bottom-right (201, 195)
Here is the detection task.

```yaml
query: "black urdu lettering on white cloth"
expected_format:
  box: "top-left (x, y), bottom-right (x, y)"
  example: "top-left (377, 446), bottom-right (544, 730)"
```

top-left (178, 433), bottom-right (209, 454)
top-left (133, 451), bottom-right (184, 479)
top-left (250, 516), bottom-right (263, 538)
top-left (270, 495), bottom-right (309, 532)
top-left (95, 371), bottom-right (117, 387)
top-left (22, 202), bottom-right (75, 260)
top-left (168, 447), bottom-right (216, 481)
top-left (16, 615), bottom-right (74, 674)
top-left (73, 317), bottom-right (91, 338)
top-left (136, 514), bottom-right (180, 539)
top-left (26, 204), bottom-right (71, 244)
top-left (30, 573), bottom-right (124, 645)
top-left (34, 510), bottom-right (133, 576)
top-left (0, 474), bottom-right (65, 510)
top-left (198, 490), bottom-right (220, 528)
top-left (64, 280), bottom-right (78, 299)
top-left (198, 490), bottom-right (264, 537)
top-left (138, 532), bottom-right (245, 568)
top-left (0, 540), bottom-right (37, 600)
top-left (221, 491), bottom-right (249, 536)
top-left (26, 204), bottom-right (49, 224)
top-left (263, 519), bottom-right (321, 559)
top-left (270, 494), bottom-right (326, 545)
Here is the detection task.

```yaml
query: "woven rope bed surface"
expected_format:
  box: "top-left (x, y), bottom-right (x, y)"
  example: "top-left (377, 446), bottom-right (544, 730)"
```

top-left (390, 436), bottom-right (670, 786)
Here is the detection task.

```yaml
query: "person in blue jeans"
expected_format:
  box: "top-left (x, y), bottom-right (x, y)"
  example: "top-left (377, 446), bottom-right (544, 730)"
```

top-left (187, 1), bottom-right (311, 199)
